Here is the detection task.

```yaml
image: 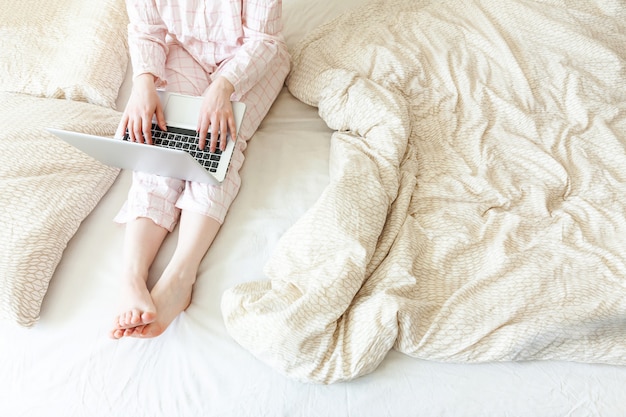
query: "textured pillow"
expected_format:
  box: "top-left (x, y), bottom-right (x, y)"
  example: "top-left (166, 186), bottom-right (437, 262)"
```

top-left (281, 0), bottom-right (374, 51)
top-left (0, 93), bottom-right (121, 327)
top-left (0, 0), bottom-right (129, 109)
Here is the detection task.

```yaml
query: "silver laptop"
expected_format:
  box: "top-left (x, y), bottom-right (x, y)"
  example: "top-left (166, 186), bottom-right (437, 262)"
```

top-left (48, 91), bottom-right (246, 184)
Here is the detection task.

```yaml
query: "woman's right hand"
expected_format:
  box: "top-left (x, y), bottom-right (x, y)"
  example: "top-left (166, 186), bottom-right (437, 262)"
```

top-left (115, 73), bottom-right (167, 144)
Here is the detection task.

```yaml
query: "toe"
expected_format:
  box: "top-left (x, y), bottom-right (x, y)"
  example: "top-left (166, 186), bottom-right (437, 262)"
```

top-left (130, 309), bottom-right (142, 325)
top-left (121, 311), bottom-right (133, 327)
top-left (141, 310), bottom-right (157, 324)
top-left (127, 325), bottom-right (146, 337)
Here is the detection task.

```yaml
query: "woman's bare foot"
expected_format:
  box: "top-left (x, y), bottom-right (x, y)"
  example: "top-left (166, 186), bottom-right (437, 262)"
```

top-left (117, 211), bottom-right (219, 339)
top-left (110, 275), bottom-right (157, 339)
top-left (126, 265), bottom-right (195, 338)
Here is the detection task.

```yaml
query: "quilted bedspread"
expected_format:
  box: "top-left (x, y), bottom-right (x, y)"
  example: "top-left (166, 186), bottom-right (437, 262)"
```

top-left (0, 93), bottom-right (121, 326)
top-left (222, 0), bottom-right (626, 383)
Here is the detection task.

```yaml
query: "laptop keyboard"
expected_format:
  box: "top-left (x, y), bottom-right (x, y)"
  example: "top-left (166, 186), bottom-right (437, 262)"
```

top-left (123, 124), bottom-right (223, 173)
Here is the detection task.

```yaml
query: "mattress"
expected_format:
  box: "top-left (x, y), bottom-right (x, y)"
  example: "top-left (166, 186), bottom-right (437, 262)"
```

top-left (2, 0), bottom-right (626, 416)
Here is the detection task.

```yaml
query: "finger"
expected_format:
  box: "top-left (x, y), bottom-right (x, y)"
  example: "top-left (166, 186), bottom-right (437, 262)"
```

top-left (197, 117), bottom-right (209, 150)
top-left (124, 117), bottom-right (133, 142)
top-left (127, 118), bottom-right (136, 142)
top-left (155, 102), bottom-right (167, 132)
top-left (132, 118), bottom-right (143, 143)
top-left (142, 116), bottom-right (153, 145)
top-left (219, 117), bottom-right (228, 151)
top-left (227, 113), bottom-right (237, 145)
top-left (116, 114), bottom-right (129, 139)
top-left (210, 116), bottom-right (220, 153)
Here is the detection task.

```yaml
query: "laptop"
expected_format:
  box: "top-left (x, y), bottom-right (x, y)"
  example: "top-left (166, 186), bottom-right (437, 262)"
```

top-left (48, 90), bottom-right (246, 184)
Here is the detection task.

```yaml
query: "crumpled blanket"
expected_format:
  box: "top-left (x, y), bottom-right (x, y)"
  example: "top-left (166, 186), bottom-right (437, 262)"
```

top-left (222, 0), bottom-right (626, 384)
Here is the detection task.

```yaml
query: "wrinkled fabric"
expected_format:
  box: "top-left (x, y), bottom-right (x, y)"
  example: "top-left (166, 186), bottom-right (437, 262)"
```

top-left (222, 0), bottom-right (626, 384)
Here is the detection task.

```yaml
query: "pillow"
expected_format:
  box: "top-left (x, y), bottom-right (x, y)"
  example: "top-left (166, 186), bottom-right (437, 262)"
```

top-left (0, 0), bottom-right (129, 109)
top-left (281, 0), bottom-right (374, 52)
top-left (0, 93), bottom-right (121, 327)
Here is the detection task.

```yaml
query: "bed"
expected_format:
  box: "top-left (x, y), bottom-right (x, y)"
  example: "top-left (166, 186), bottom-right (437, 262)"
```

top-left (1, 0), bottom-right (626, 415)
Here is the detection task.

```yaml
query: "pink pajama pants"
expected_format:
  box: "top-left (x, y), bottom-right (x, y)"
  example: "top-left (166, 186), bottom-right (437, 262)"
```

top-left (115, 42), bottom-right (289, 231)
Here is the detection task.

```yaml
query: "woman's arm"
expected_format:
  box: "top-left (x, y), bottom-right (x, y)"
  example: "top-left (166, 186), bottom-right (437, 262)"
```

top-left (116, 0), bottom-right (168, 143)
top-left (126, 0), bottom-right (169, 86)
top-left (213, 0), bottom-right (289, 98)
top-left (198, 0), bottom-right (289, 152)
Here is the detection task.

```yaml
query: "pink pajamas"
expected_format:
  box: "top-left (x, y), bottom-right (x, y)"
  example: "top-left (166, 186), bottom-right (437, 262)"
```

top-left (115, 0), bottom-right (290, 231)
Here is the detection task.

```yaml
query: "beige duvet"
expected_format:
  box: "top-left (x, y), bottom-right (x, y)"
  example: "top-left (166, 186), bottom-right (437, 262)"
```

top-left (222, 0), bottom-right (626, 383)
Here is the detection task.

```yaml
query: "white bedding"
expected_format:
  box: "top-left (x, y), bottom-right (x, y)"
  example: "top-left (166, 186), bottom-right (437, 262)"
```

top-left (2, 0), bottom-right (626, 416)
top-left (3, 86), bottom-right (626, 417)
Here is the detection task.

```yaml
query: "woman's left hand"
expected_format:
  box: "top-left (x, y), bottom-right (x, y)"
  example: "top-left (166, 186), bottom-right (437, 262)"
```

top-left (198, 76), bottom-right (237, 152)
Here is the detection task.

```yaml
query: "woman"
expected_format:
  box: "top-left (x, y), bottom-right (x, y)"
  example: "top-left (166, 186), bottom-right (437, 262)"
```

top-left (111, 0), bottom-right (290, 339)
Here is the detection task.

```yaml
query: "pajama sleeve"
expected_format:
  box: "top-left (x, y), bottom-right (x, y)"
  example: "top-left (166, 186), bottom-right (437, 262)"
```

top-left (125, 0), bottom-right (169, 86)
top-left (211, 0), bottom-right (288, 98)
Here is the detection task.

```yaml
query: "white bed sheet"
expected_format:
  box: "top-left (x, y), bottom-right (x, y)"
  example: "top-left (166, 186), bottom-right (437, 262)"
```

top-left (1, 75), bottom-right (626, 417)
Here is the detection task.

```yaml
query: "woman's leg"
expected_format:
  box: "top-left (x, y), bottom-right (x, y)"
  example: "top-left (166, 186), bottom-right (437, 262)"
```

top-left (125, 210), bottom-right (221, 338)
top-left (111, 171), bottom-right (185, 337)
top-left (110, 217), bottom-right (169, 339)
